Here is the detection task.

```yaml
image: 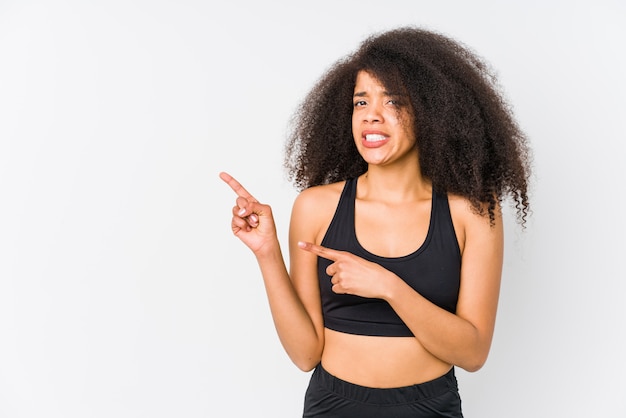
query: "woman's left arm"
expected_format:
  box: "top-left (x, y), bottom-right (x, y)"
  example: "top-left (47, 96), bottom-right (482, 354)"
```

top-left (386, 204), bottom-right (503, 371)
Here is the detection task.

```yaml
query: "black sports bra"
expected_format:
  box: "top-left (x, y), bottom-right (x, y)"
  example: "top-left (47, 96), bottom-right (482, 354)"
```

top-left (317, 178), bottom-right (461, 337)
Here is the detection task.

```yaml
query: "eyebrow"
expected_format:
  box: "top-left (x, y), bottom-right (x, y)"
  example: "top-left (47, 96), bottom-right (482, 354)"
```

top-left (353, 91), bottom-right (403, 98)
top-left (352, 91), bottom-right (408, 97)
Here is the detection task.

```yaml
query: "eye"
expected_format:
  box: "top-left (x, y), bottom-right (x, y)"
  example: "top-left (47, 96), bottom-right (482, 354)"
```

top-left (353, 100), bottom-right (367, 108)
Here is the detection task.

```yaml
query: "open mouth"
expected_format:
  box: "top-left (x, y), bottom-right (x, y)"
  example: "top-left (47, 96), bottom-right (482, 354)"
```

top-left (365, 134), bottom-right (387, 142)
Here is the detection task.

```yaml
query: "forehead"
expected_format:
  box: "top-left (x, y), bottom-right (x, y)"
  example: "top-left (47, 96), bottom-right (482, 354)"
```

top-left (354, 71), bottom-right (386, 93)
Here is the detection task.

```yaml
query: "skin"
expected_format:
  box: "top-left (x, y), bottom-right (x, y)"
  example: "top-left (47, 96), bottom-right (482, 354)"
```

top-left (220, 71), bottom-right (503, 388)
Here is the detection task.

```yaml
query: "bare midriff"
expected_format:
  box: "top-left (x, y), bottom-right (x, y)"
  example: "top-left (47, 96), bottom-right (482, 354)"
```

top-left (321, 328), bottom-right (452, 388)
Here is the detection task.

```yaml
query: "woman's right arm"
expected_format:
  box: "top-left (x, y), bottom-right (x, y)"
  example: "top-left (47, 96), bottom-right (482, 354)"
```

top-left (220, 172), bottom-right (325, 371)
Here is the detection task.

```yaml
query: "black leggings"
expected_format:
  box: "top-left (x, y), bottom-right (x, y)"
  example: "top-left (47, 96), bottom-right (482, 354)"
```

top-left (303, 364), bottom-right (463, 418)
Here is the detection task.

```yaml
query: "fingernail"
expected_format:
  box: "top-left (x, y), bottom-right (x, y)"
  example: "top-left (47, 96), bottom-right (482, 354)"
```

top-left (238, 208), bottom-right (246, 216)
top-left (297, 241), bottom-right (306, 248)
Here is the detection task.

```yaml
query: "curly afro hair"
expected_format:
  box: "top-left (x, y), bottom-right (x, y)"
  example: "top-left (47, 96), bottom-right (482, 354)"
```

top-left (284, 26), bottom-right (531, 226)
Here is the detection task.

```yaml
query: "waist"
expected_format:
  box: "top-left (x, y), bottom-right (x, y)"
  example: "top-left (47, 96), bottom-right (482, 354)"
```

top-left (321, 328), bottom-right (452, 388)
top-left (311, 362), bottom-right (458, 405)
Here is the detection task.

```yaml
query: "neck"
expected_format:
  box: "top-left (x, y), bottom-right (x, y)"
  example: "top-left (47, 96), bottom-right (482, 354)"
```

top-left (359, 165), bottom-right (431, 203)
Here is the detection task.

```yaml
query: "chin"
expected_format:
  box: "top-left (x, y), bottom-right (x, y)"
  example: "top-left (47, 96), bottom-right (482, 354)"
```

top-left (361, 153), bottom-right (391, 166)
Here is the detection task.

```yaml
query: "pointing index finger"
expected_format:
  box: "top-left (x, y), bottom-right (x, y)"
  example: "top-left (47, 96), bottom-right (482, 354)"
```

top-left (219, 172), bottom-right (258, 202)
top-left (298, 241), bottom-right (342, 261)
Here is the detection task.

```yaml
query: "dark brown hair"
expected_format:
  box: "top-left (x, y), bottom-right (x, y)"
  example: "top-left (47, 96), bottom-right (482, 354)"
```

top-left (284, 27), bottom-right (531, 225)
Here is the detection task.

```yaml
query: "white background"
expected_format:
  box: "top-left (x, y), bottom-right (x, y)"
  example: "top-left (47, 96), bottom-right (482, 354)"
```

top-left (1, 1), bottom-right (625, 417)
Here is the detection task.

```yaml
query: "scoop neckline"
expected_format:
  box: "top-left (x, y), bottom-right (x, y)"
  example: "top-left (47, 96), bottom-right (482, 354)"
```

top-left (350, 177), bottom-right (435, 262)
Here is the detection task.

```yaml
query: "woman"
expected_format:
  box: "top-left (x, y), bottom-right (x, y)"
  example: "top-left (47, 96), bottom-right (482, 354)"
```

top-left (220, 26), bottom-right (531, 417)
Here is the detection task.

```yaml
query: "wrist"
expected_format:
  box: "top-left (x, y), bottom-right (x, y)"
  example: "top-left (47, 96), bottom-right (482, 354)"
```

top-left (380, 271), bottom-right (405, 302)
top-left (254, 238), bottom-right (283, 261)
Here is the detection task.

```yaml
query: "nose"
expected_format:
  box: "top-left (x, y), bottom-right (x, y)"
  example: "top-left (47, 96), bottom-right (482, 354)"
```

top-left (364, 101), bottom-right (383, 123)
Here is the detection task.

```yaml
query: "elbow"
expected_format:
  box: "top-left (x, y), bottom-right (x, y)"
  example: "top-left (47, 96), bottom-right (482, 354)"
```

top-left (290, 347), bottom-right (322, 372)
top-left (454, 332), bottom-right (494, 372)
top-left (457, 349), bottom-right (489, 373)
top-left (285, 334), bottom-right (323, 372)
top-left (292, 356), bottom-right (320, 372)
top-left (295, 362), bottom-right (318, 373)
top-left (460, 360), bottom-right (484, 373)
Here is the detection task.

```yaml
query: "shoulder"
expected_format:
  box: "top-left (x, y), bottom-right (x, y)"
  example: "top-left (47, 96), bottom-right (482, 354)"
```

top-left (291, 181), bottom-right (347, 243)
top-left (446, 193), bottom-right (503, 255)
top-left (294, 181), bottom-right (345, 207)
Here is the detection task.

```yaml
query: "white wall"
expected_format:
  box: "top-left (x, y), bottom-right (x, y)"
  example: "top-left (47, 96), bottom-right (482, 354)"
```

top-left (1, 1), bottom-right (624, 417)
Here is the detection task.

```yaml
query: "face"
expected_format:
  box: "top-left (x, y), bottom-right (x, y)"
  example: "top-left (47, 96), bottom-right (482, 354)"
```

top-left (352, 71), bottom-right (417, 167)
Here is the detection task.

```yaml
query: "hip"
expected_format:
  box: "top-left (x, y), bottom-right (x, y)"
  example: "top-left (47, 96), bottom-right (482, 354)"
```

top-left (303, 363), bottom-right (463, 418)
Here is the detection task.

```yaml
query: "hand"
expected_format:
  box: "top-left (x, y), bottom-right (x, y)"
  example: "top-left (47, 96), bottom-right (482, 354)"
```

top-left (219, 172), bottom-right (278, 254)
top-left (298, 241), bottom-right (396, 299)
